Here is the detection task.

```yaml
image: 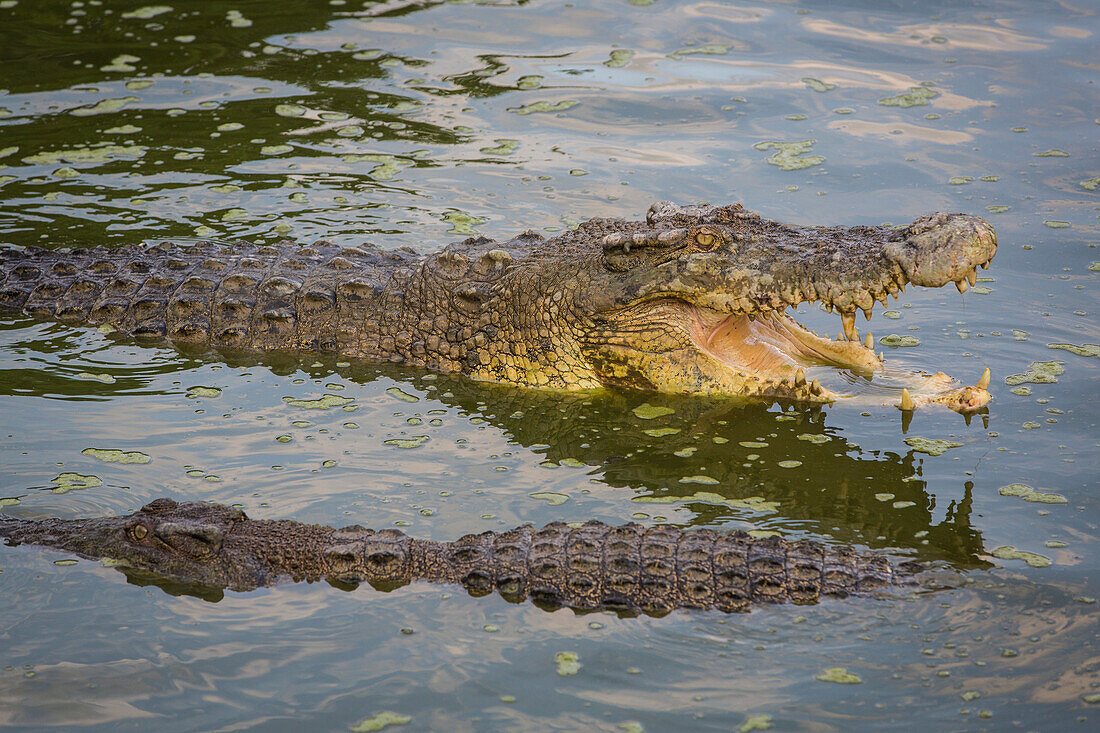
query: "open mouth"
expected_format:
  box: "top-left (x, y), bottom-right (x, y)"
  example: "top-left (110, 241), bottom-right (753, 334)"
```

top-left (682, 296), bottom-right (992, 412)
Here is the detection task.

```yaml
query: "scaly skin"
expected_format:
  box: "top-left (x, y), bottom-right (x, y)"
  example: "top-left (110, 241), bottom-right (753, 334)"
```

top-left (0, 201), bottom-right (997, 409)
top-left (0, 498), bottom-right (904, 614)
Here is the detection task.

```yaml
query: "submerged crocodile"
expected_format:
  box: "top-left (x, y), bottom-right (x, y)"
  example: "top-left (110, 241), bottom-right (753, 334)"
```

top-left (0, 201), bottom-right (996, 409)
top-left (0, 498), bottom-right (907, 613)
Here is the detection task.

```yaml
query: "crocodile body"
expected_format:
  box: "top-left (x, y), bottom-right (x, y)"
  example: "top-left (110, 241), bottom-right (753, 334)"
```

top-left (0, 201), bottom-right (996, 408)
top-left (0, 498), bottom-right (902, 614)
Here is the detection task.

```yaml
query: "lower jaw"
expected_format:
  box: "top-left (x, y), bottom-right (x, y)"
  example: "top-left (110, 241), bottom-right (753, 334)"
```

top-left (689, 309), bottom-right (990, 412)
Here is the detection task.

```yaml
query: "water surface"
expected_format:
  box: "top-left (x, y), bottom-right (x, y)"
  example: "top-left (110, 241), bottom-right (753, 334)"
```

top-left (0, 0), bottom-right (1097, 730)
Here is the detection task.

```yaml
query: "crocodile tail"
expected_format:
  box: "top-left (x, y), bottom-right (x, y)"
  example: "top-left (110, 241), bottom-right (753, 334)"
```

top-left (435, 521), bottom-right (897, 614)
top-left (0, 240), bottom-right (371, 353)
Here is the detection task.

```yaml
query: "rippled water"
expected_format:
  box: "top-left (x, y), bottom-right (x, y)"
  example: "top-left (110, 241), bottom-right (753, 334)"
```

top-left (1, 1), bottom-right (1097, 730)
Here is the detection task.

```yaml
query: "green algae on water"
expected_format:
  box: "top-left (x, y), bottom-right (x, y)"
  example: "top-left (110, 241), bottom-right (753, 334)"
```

top-left (383, 436), bottom-right (429, 449)
top-left (904, 437), bottom-right (962, 456)
top-left (1046, 343), bottom-right (1099, 358)
top-left (51, 473), bottom-right (102, 493)
top-left (991, 546), bottom-right (1051, 568)
top-left (643, 427), bottom-right (680, 437)
top-left (797, 433), bottom-right (829, 444)
top-left (121, 6), bottom-right (172, 19)
top-left (555, 651), bottom-right (581, 676)
top-left (1033, 149), bottom-right (1069, 157)
top-left (186, 386), bottom-right (221, 398)
top-left (479, 139), bottom-right (518, 155)
top-left (632, 403), bottom-right (674, 419)
top-left (442, 210), bottom-right (485, 235)
top-left (1005, 361), bottom-right (1063, 386)
top-left (77, 372), bottom-right (115, 384)
top-left (507, 100), bottom-right (578, 115)
top-left (753, 140), bottom-right (824, 170)
top-left (81, 448), bottom-right (151, 465)
top-left (529, 491), bottom-right (568, 506)
top-left (284, 394), bottom-right (354, 409)
top-left (879, 334), bottom-right (920, 347)
top-left (386, 387), bottom-right (419, 403)
top-left (740, 714), bottom-right (773, 732)
top-left (669, 44), bottom-right (730, 59)
top-left (604, 49), bottom-right (635, 68)
top-left (778, 460), bottom-right (802, 468)
top-left (635, 492), bottom-right (779, 514)
top-left (802, 77), bottom-right (835, 92)
top-left (349, 711), bottom-right (410, 732)
top-left (878, 86), bottom-right (938, 108)
top-left (677, 475), bottom-right (720, 485)
top-left (998, 483), bottom-right (1067, 504)
top-left (815, 667), bottom-right (862, 684)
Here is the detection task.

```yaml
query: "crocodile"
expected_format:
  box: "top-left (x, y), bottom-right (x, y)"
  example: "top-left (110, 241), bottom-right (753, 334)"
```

top-left (0, 201), bottom-right (996, 409)
top-left (0, 498), bottom-right (907, 613)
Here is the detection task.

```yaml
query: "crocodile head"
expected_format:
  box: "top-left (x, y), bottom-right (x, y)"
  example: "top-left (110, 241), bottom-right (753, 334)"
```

top-left (0, 498), bottom-right (264, 589)
top-left (574, 201), bottom-right (997, 410)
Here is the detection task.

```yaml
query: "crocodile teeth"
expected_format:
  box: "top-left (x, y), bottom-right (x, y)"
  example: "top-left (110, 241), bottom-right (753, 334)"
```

top-left (864, 333), bottom-right (873, 349)
top-left (967, 269), bottom-right (978, 287)
top-left (795, 369), bottom-right (806, 387)
top-left (955, 279), bottom-right (969, 293)
top-left (810, 379), bottom-right (822, 395)
top-left (841, 312), bottom-right (858, 341)
top-left (976, 367), bottom-right (991, 390)
top-left (862, 307), bottom-right (873, 321)
top-left (900, 388), bottom-right (915, 411)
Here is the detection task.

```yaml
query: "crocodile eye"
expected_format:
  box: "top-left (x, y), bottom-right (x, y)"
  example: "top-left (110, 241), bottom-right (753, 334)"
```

top-left (694, 231), bottom-right (717, 250)
top-left (131, 524), bottom-right (148, 541)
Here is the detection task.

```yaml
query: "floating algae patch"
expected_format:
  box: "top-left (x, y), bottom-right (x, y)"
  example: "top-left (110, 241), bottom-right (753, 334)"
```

top-left (121, 6), bottom-right (173, 19)
top-left (1044, 221), bottom-right (1070, 228)
top-left (948, 176), bottom-right (973, 186)
top-left (81, 448), bottom-right (151, 465)
top-left (555, 651), bottom-right (581, 676)
top-left (677, 475), bottom-right (720, 485)
top-left (442, 210), bottom-right (485, 235)
top-left (350, 712), bottom-right (410, 732)
top-left (998, 483), bottom-right (1067, 504)
top-left (1047, 343), bottom-right (1099, 358)
top-left (23, 144), bottom-right (146, 165)
top-left (100, 56), bottom-right (141, 73)
top-left (1005, 361), bottom-right (1064, 386)
top-left (261, 144), bottom-right (293, 155)
top-left (529, 491), bottom-right (568, 506)
top-left (739, 441), bottom-right (768, 448)
top-left (992, 546), bottom-right (1051, 568)
top-left (76, 372), bottom-right (115, 384)
top-left (669, 44), bottom-right (730, 59)
top-left (604, 49), bottom-right (635, 68)
top-left (904, 437), bottom-right (962, 456)
top-left (777, 460), bottom-right (802, 468)
top-left (479, 139), bottom-right (518, 155)
top-left (879, 334), bottom-right (920, 347)
top-left (386, 386), bottom-right (419, 403)
top-left (815, 667), bottom-right (862, 684)
top-left (383, 436), bottom-right (429, 449)
top-left (341, 154), bottom-right (407, 181)
top-left (1081, 177), bottom-right (1100, 191)
top-left (802, 77), bottom-right (835, 92)
top-left (643, 427), bottom-right (680, 437)
top-left (1034, 149), bottom-right (1069, 157)
top-left (740, 714), bottom-right (773, 732)
top-left (673, 447), bottom-right (697, 457)
top-left (186, 386), bottom-right (221, 398)
top-left (632, 403), bottom-right (674, 420)
top-left (507, 100), bottom-right (578, 115)
top-left (635, 492), bottom-right (779, 514)
top-left (51, 473), bottom-right (102, 493)
top-left (874, 493), bottom-right (895, 502)
top-left (753, 140), bottom-right (824, 171)
top-left (797, 433), bottom-right (829, 444)
top-left (878, 86), bottom-right (938, 108)
top-left (0, 497), bottom-right (21, 506)
top-left (284, 394), bottom-right (354, 409)
top-left (892, 500), bottom-right (916, 509)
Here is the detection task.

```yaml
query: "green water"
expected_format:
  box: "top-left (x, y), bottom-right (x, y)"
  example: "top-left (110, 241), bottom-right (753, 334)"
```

top-left (0, 1), bottom-right (1097, 730)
